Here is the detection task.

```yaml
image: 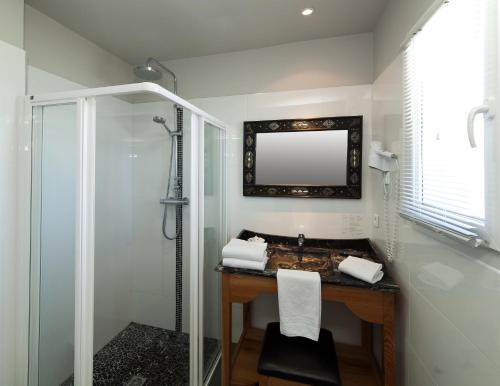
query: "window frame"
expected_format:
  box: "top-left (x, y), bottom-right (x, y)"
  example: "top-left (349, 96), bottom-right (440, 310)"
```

top-left (399, 0), bottom-right (498, 250)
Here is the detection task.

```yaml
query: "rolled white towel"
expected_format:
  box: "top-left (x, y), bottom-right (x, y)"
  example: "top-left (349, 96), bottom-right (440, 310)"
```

top-left (222, 257), bottom-right (268, 271)
top-left (222, 238), bottom-right (267, 262)
top-left (338, 256), bottom-right (384, 284)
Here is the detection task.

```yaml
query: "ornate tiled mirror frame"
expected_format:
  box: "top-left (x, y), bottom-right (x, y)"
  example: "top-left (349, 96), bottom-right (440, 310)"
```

top-left (243, 116), bottom-right (362, 198)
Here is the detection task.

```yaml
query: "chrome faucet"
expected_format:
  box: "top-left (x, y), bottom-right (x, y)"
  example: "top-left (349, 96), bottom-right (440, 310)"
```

top-left (298, 234), bottom-right (305, 256)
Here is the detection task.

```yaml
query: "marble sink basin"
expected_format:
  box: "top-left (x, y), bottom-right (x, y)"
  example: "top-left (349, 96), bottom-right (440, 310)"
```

top-left (267, 246), bottom-right (334, 276)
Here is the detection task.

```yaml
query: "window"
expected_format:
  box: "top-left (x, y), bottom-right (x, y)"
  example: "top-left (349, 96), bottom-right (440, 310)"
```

top-left (401, 0), bottom-right (498, 248)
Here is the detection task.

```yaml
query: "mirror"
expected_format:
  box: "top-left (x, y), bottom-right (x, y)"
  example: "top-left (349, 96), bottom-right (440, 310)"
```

top-left (255, 130), bottom-right (348, 186)
top-left (243, 116), bottom-right (362, 198)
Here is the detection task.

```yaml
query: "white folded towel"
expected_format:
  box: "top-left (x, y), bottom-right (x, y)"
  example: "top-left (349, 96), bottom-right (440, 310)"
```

top-left (248, 236), bottom-right (266, 243)
top-left (222, 238), bottom-right (267, 262)
top-left (277, 269), bottom-right (321, 341)
top-left (222, 257), bottom-right (268, 271)
top-left (338, 256), bottom-right (384, 284)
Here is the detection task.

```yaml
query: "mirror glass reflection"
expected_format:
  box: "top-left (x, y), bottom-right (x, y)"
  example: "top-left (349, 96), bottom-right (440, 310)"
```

top-left (254, 130), bottom-right (348, 186)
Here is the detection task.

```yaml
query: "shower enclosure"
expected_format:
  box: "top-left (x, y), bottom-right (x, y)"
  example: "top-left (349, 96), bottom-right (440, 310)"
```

top-left (18, 82), bottom-right (227, 386)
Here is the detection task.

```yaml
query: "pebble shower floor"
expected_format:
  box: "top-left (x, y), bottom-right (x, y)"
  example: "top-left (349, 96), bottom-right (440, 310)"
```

top-left (61, 322), bottom-right (219, 386)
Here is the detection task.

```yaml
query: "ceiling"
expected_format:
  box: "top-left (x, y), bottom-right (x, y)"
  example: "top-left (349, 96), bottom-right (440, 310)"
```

top-left (25, 0), bottom-right (388, 64)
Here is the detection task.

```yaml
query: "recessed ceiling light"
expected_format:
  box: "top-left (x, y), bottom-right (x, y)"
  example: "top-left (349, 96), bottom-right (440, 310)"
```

top-left (302, 7), bottom-right (314, 16)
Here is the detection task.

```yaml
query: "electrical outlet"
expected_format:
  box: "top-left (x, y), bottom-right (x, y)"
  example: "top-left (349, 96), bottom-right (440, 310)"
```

top-left (373, 214), bottom-right (380, 228)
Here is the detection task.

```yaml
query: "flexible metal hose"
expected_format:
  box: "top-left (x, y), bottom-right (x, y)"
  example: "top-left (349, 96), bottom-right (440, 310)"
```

top-left (161, 118), bottom-right (180, 240)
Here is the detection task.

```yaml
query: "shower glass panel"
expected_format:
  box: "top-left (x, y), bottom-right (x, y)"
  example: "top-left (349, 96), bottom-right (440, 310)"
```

top-left (91, 94), bottom-right (193, 385)
top-left (202, 122), bottom-right (225, 382)
top-left (31, 103), bottom-right (78, 386)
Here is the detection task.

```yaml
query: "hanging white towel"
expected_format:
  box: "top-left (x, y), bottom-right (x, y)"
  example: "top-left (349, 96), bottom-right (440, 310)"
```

top-left (338, 256), bottom-right (384, 284)
top-left (277, 269), bottom-right (321, 341)
top-left (222, 238), bottom-right (267, 262)
top-left (222, 257), bottom-right (268, 271)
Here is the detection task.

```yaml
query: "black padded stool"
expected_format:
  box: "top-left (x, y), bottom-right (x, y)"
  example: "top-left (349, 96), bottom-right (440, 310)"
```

top-left (257, 322), bottom-right (342, 386)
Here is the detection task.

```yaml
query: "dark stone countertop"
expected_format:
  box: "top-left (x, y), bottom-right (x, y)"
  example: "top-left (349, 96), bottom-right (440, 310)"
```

top-left (215, 229), bottom-right (400, 293)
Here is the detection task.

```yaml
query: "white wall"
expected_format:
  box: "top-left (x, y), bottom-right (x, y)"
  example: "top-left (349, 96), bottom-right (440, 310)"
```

top-left (371, 53), bottom-right (500, 386)
top-left (192, 86), bottom-right (372, 239)
top-left (0, 0), bottom-right (23, 48)
top-left (192, 85), bottom-right (372, 344)
top-left (25, 5), bottom-right (133, 89)
top-left (158, 33), bottom-right (373, 99)
top-left (0, 38), bottom-right (26, 386)
top-left (373, 0), bottom-right (434, 78)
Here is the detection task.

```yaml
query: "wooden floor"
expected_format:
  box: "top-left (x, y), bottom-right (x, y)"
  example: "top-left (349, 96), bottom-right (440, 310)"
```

top-left (230, 329), bottom-right (382, 386)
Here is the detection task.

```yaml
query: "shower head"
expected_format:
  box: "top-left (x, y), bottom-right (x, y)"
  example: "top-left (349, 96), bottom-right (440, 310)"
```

top-left (153, 115), bottom-right (166, 124)
top-left (133, 64), bottom-right (162, 81)
top-left (153, 115), bottom-right (180, 136)
top-left (134, 58), bottom-right (178, 95)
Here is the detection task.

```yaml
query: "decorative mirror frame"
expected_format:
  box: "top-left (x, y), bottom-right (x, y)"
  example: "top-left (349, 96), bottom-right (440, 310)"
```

top-left (243, 116), bottom-right (362, 198)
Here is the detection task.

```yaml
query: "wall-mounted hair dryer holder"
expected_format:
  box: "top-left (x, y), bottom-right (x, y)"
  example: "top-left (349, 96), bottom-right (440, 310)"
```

top-left (369, 142), bottom-right (400, 262)
top-left (369, 141), bottom-right (399, 180)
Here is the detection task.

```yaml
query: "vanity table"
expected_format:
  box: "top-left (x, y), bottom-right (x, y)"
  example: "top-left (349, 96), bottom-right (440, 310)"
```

top-left (216, 230), bottom-right (400, 386)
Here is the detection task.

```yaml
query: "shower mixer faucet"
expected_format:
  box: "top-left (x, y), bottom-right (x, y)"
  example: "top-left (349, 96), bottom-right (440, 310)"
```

top-left (160, 197), bottom-right (189, 205)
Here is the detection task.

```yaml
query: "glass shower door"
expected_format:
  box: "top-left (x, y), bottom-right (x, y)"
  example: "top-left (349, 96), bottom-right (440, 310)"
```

top-left (30, 103), bottom-right (79, 386)
top-left (202, 121), bottom-right (226, 382)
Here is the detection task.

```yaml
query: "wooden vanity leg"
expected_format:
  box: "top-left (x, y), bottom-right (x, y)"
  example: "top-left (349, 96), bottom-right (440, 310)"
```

top-left (383, 294), bottom-right (396, 386)
top-left (361, 321), bottom-right (373, 355)
top-left (243, 302), bottom-right (252, 329)
top-left (222, 273), bottom-right (232, 386)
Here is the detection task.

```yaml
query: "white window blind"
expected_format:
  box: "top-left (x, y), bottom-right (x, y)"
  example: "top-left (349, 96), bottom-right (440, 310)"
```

top-left (401, 0), bottom-right (498, 247)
